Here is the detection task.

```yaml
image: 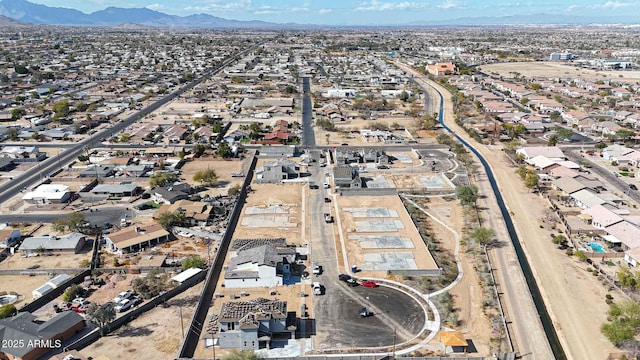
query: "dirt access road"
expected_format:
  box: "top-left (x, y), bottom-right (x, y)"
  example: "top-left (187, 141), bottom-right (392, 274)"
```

top-left (400, 62), bottom-right (618, 359)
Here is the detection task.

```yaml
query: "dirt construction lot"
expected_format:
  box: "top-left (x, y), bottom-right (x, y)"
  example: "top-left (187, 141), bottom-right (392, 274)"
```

top-left (180, 158), bottom-right (247, 198)
top-left (232, 183), bottom-right (304, 246)
top-left (0, 274), bottom-right (56, 307)
top-left (479, 62), bottom-right (640, 83)
top-left (336, 194), bottom-right (437, 278)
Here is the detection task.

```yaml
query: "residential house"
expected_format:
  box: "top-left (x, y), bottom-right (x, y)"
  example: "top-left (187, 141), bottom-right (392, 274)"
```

top-left (0, 311), bottom-right (85, 360)
top-left (333, 166), bottom-right (362, 189)
top-left (1, 146), bottom-right (46, 163)
top-left (581, 205), bottom-right (624, 229)
top-left (79, 165), bottom-right (115, 178)
top-left (152, 183), bottom-right (193, 204)
top-left (20, 233), bottom-right (86, 256)
top-left (90, 183), bottom-right (142, 197)
top-left (516, 146), bottom-right (566, 161)
top-left (224, 238), bottom-right (297, 288)
top-left (591, 121), bottom-right (623, 136)
top-left (218, 298), bottom-right (295, 350)
top-left (551, 177), bottom-right (589, 196)
top-left (22, 184), bottom-right (72, 204)
top-left (163, 125), bottom-right (188, 143)
top-left (104, 222), bottom-right (170, 253)
top-left (255, 160), bottom-right (299, 183)
top-left (606, 220), bottom-right (640, 251)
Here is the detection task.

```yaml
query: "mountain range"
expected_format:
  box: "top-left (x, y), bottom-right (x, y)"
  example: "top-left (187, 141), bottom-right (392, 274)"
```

top-left (0, 0), bottom-right (638, 28)
top-left (0, 0), bottom-right (291, 28)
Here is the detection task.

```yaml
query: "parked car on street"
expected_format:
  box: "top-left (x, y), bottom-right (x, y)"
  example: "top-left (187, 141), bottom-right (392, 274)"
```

top-left (360, 280), bottom-right (377, 288)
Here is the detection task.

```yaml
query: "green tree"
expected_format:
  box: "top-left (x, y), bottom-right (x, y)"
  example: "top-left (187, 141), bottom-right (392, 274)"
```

top-left (149, 172), bottom-right (177, 187)
top-left (0, 304), bottom-right (16, 319)
top-left (595, 142), bottom-right (608, 151)
top-left (524, 172), bottom-right (539, 192)
top-left (86, 302), bottom-right (116, 336)
top-left (469, 227), bottom-right (496, 246)
top-left (601, 301), bottom-right (640, 345)
top-left (5, 127), bottom-right (19, 141)
top-left (52, 99), bottom-right (70, 120)
top-left (228, 184), bottom-right (241, 197)
top-left (132, 269), bottom-right (171, 299)
top-left (455, 185), bottom-right (478, 208)
top-left (520, 97), bottom-right (529, 105)
top-left (193, 169), bottom-right (218, 186)
top-left (182, 256), bottom-right (205, 269)
top-left (156, 210), bottom-right (186, 229)
top-left (617, 266), bottom-right (637, 288)
top-left (547, 134), bottom-right (558, 146)
top-left (217, 142), bottom-right (233, 158)
top-left (53, 212), bottom-right (86, 233)
top-left (10, 108), bottom-right (25, 120)
top-left (63, 284), bottom-right (85, 302)
top-left (517, 165), bottom-right (529, 180)
top-left (193, 144), bottom-right (208, 157)
top-left (556, 128), bottom-right (574, 139)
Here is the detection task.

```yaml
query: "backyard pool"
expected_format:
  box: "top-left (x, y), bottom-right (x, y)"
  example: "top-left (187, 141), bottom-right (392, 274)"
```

top-left (589, 242), bottom-right (605, 253)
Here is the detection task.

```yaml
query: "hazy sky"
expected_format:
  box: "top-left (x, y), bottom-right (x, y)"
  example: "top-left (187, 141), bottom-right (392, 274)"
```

top-left (27, 0), bottom-right (640, 25)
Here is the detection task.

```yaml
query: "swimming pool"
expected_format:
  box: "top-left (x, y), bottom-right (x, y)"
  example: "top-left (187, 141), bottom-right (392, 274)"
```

top-left (589, 243), bottom-right (605, 253)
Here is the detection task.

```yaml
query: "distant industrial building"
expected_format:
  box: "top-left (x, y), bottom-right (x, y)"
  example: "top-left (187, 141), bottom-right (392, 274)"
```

top-left (549, 52), bottom-right (572, 61)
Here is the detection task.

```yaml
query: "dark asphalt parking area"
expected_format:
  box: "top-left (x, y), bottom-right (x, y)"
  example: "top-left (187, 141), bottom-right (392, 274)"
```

top-left (314, 283), bottom-right (425, 349)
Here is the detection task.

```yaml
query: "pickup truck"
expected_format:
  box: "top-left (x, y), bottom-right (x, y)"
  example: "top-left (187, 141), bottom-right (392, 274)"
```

top-left (312, 282), bottom-right (323, 295)
top-left (324, 213), bottom-right (334, 223)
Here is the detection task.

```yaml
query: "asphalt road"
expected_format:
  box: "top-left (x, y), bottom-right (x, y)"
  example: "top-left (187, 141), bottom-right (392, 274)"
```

top-left (301, 76), bottom-right (316, 148)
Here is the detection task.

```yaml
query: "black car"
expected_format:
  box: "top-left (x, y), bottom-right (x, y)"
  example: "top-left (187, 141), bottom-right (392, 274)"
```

top-left (359, 307), bottom-right (372, 317)
top-left (338, 274), bottom-right (352, 282)
top-left (630, 184), bottom-right (638, 191)
top-left (309, 184), bottom-right (319, 189)
top-left (324, 197), bottom-right (331, 203)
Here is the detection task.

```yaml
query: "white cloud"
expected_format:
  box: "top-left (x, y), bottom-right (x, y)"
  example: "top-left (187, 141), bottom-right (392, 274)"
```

top-left (564, 4), bottom-right (579, 12)
top-left (184, 0), bottom-right (252, 13)
top-left (593, 1), bottom-right (633, 9)
top-left (355, 0), bottom-right (426, 11)
top-left (146, 3), bottom-right (169, 11)
top-left (318, 8), bottom-right (334, 14)
top-left (437, 0), bottom-right (458, 9)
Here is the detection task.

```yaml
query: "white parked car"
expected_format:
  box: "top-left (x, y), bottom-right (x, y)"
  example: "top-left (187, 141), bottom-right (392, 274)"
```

top-left (114, 299), bottom-right (133, 313)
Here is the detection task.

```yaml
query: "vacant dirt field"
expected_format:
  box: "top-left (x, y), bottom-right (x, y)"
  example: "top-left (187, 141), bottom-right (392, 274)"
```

top-left (81, 281), bottom-right (205, 360)
top-left (0, 250), bottom-right (92, 270)
top-left (479, 62), bottom-right (640, 83)
top-left (180, 157), bottom-right (246, 198)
